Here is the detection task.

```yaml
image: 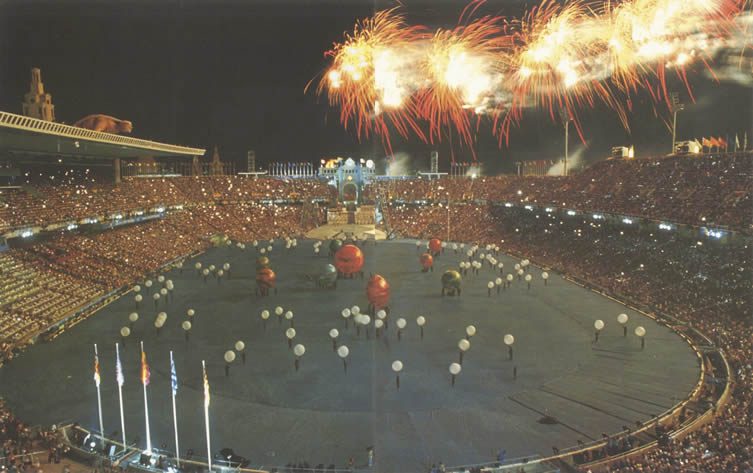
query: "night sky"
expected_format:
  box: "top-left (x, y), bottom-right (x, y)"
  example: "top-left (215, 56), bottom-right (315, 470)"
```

top-left (1, 0), bottom-right (751, 173)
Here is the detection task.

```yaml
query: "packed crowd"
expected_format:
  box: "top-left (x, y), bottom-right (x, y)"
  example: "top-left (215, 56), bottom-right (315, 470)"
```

top-left (0, 202), bottom-right (323, 364)
top-left (0, 176), bottom-right (335, 231)
top-left (367, 152), bottom-right (753, 232)
top-left (0, 399), bottom-right (64, 473)
top-left (384, 204), bottom-right (752, 473)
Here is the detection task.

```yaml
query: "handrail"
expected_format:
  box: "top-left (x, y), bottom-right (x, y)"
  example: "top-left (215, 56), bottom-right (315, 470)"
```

top-left (0, 110), bottom-right (204, 156)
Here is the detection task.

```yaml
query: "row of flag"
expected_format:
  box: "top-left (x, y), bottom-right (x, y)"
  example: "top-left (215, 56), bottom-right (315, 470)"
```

top-left (93, 346), bottom-right (208, 406)
top-left (699, 132), bottom-right (748, 151)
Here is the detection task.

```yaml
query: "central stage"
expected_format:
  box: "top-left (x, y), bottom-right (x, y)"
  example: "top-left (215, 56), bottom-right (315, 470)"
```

top-left (0, 238), bottom-right (699, 473)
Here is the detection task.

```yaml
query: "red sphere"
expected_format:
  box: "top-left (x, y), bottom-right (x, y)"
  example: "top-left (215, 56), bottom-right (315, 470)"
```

top-left (366, 274), bottom-right (390, 309)
top-left (256, 267), bottom-right (276, 289)
top-left (420, 252), bottom-right (434, 269)
top-left (429, 238), bottom-right (442, 253)
top-left (334, 244), bottom-right (364, 276)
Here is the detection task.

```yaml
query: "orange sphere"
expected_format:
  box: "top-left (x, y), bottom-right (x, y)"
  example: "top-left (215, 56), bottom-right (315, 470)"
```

top-left (420, 252), bottom-right (434, 269)
top-left (366, 274), bottom-right (390, 309)
top-left (256, 267), bottom-right (276, 288)
top-left (334, 244), bottom-right (364, 275)
top-left (429, 238), bottom-right (442, 253)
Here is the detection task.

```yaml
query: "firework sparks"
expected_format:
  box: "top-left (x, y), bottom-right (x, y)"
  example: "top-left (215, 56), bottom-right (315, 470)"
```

top-left (316, 0), bottom-right (749, 153)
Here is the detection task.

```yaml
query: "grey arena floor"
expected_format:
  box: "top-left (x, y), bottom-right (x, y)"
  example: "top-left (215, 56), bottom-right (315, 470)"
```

top-left (0, 239), bottom-right (700, 473)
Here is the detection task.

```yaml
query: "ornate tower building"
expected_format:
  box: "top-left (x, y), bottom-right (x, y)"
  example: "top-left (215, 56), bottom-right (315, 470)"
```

top-left (22, 68), bottom-right (55, 121)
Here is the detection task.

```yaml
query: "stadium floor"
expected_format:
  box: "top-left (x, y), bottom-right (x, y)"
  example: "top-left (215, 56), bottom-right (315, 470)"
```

top-left (0, 239), bottom-right (700, 473)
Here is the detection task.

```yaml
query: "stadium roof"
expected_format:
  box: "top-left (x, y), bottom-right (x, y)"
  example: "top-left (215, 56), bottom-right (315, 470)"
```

top-left (0, 110), bottom-right (205, 159)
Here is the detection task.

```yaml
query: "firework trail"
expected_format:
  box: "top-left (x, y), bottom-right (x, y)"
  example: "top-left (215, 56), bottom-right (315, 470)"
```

top-left (316, 0), bottom-right (750, 154)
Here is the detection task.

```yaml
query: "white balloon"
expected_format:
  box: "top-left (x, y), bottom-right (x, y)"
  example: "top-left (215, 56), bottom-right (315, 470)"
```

top-left (202, 269), bottom-right (209, 276)
top-left (293, 344), bottom-right (306, 357)
top-left (129, 312), bottom-right (139, 322)
top-left (635, 326), bottom-right (646, 337)
top-left (187, 309), bottom-right (195, 317)
top-left (223, 263), bottom-right (230, 271)
top-left (465, 325), bottom-right (476, 337)
top-left (416, 316), bottom-right (426, 326)
top-left (488, 281), bottom-right (495, 289)
top-left (260, 310), bottom-right (270, 320)
top-left (360, 315), bottom-right (371, 325)
top-left (285, 328), bottom-right (296, 339)
top-left (375, 319), bottom-right (384, 329)
top-left (275, 306), bottom-right (284, 315)
top-left (160, 288), bottom-right (167, 295)
top-left (341, 308), bottom-right (351, 318)
top-left (120, 327), bottom-right (130, 337)
top-left (145, 280), bottom-right (153, 287)
top-left (525, 274), bottom-right (532, 282)
top-left (542, 272), bottom-right (549, 280)
top-left (351, 306), bottom-right (360, 315)
top-left (153, 293), bottom-right (160, 300)
top-left (182, 321), bottom-right (192, 331)
top-left (158, 275), bottom-right (165, 283)
top-left (503, 334), bottom-right (515, 345)
top-left (617, 313), bottom-right (629, 324)
top-left (154, 319), bottom-right (164, 328)
top-left (329, 329), bottom-right (339, 339)
top-left (506, 274), bottom-right (514, 281)
top-left (209, 265), bottom-right (216, 272)
top-left (135, 294), bottom-right (143, 302)
top-left (133, 285), bottom-right (141, 293)
top-left (195, 263), bottom-right (202, 269)
top-left (458, 339), bottom-right (471, 351)
top-left (396, 318), bottom-right (407, 329)
top-left (217, 270), bottom-right (224, 277)
top-left (224, 350), bottom-right (236, 363)
top-left (285, 311), bottom-right (294, 320)
top-left (235, 341), bottom-right (245, 351)
top-left (495, 277), bottom-right (503, 285)
top-left (392, 360), bottom-right (403, 372)
top-left (377, 310), bottom-right (386, 319)
top-left (594, 320), bottom-right (605, 330)
top-left (449, 363), bottom-right (462, 375)
top-left (337, 346), bottom-right (349, 358)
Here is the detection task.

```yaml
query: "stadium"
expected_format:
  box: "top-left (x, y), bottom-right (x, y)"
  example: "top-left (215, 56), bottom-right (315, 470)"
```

top-left (0, 1), bottom-right (751, 473)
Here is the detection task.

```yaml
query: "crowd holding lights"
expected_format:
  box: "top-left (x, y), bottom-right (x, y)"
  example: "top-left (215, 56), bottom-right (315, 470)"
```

top-left (319, 0), bottom-right (749, 149)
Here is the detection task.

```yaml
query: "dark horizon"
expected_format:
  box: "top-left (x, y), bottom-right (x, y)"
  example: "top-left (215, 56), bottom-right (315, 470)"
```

top-left (1, 0), bottom-right (751, 174)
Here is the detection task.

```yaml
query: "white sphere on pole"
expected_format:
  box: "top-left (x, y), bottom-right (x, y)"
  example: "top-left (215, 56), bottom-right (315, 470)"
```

top-left (129, 312), bottom-right (139, 322)
top-left (542, 272), bottom-right (549, 280)
top-left (416, 316), bottom-right (426, 327)
top-left (135, 294), bottom-right (143, 302)
top-left (337, 346), bottom-right (349, 358)
top-left (617, 313), bottom-right (629, 324)
top-left (329, 329), bottom-right (339, 339)
top-left (503, 334), bottom-right (515, 345)
top-left (594, 320), bottom-right (605, 331)
top-left (458, 339), bottom-right (471, 351)
top-left (465, 325), bottom-right (476, 337)
top-left (133, 285), bottom-right (141, 293)
top-left (449, 363), bottom-right (462, 375)
top-left (275, 306), bottom-right (284, 316)
top-left (342, 308), bottom-right (351, 318)
top-left (145, 280), bottom-right (153, 288)
top-left (525, 274), bottom-right (532, 282)
top-left (285, 328), bottom-right (296, 339)
top-left (120, 327), bottom-right (130, 337)
top-left (396, 318), bottom-right (407, 329)
top-left (635, 326), bottom-right (646, 337)
top-left (182, 321), bottom-right (192, 331)
top-left (294, 344), bottom-right (306, 357)
top-left (260, 309), bottom-right (270, 320)
top-left (285, 311), bottom-right (294, 320)
top-left (392, 360), bottom-right (403, 372)
top-left (187, 309), bottom-right (195, 317)
top-left (235, 341), bottom-right (245, 351)
top-left (377, 310), bottom-right (386, 320)
top-left (351, 306), bottom-right (360, 316)
top-left (224, 350), bottom-right (236, 363)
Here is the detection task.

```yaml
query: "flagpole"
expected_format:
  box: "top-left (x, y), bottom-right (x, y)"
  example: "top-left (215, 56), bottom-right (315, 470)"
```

top-left (170, 351), bottom-right (181, 467)
top-left (94, 344), bottom-right (105, 449)
top-left (116, 343), bottom-right (126, 451)
top-left (203, 360), bottom-right (212, 472)
top-left (141, 341), bottom-right (152, 453)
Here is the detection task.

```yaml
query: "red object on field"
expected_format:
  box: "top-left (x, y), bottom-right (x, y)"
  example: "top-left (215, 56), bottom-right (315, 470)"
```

top-left (420, 252), bottom-right (434, 270)
top-left (366, 274), bottom-right (390, 309)
top-left (429, 238), bottom-right (442, 254)
top-left (334, 244), bottom-right (364, 276)
top-left (256, 267), bottom-right (276, 289)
